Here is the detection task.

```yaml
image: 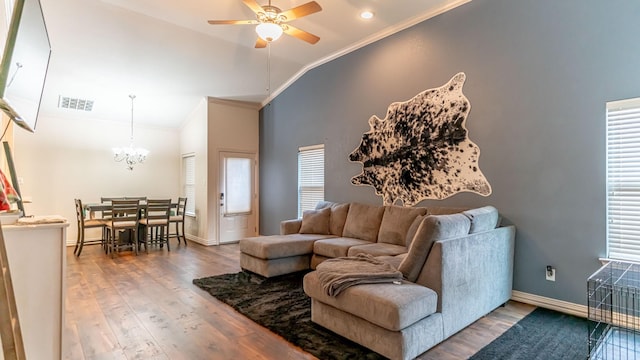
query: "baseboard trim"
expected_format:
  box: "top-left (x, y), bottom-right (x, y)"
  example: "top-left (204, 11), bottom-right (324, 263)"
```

top-left (511, 290), bottom-right (587, 318)
top-left (185, 234), bottom-right (217, 246)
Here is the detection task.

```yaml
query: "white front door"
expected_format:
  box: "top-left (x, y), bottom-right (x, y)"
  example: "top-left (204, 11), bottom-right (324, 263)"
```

top-left (218, 151), bottom-right (257, 244)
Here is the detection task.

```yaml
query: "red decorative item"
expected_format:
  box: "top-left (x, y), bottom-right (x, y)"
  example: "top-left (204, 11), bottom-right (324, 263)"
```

top-left (0, 168), bottom-right (19, 211)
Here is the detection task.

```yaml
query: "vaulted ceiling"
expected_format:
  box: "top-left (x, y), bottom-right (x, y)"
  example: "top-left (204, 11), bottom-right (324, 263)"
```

top-left (38, 0), bottom-right (469, 128)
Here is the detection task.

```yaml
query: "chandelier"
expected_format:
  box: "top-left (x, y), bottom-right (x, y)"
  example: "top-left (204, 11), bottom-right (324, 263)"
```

top-left (112, 95), bottom-right (149, 170)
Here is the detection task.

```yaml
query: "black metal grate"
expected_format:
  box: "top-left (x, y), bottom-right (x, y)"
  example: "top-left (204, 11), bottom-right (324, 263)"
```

top-left (588, 261), bottom-right (640, 359)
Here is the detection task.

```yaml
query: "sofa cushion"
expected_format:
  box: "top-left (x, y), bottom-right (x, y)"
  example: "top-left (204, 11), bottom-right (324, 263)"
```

top-left (426, 206), bottom-right (468, 215)
top-left (280, 219), bottom-right (302, 235)
top-left (316, 201), bottom-right (351, 236)
top-left (303, 271), bottom-right (438, 331)
top-left (405, 215), bottom-right (425, 248)
top-left (375, 253), bottom-right (407, 270)
top-left (377, 205), bottom-right (427, 246)
top-left (342, 203), bottom-right (385, 242)
top-left (463, 206), bottom-right (500, 234)
top-left (314, 237), bottom-right (371, 258)
top-left (399, 214), bottom-right (471, 282)
top-left (348, 243), bottom-right (407, 257)
top-left (300, 207), bottom-right (331, 234)
top-left (240, 234), bottom-right (335, 259)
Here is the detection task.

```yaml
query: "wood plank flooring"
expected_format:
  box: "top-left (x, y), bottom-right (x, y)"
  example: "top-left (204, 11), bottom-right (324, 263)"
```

top-left (64, 241), bottom-right (535, 360)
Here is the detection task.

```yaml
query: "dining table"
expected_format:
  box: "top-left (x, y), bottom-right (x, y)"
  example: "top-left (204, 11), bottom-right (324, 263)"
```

top-left (83, 200), bottom-right (178, 247)
top-left (83, 201), bottom-right (177, 219)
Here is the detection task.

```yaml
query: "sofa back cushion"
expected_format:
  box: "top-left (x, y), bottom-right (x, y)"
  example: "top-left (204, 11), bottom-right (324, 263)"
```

top-left (342, 203), bottom-right (385, 242)
top-left (426, 206), bottom-right (469, 215)
top-left (316, 201), bottom-right (351, 236)
top-left (377, 205), bottom-right (428, 245)
top-left (399, 213), bottom-right (471, 282)
top-left (405, 215), bottom-right (425, 248)
top-left (463, 206), bottom-right (500, 233)
top-left (299, 207), bottom-right (331, 234)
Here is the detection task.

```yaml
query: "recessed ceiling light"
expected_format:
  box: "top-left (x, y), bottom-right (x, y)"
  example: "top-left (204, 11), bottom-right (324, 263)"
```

top-left (360, 11), bottom-right (374, 20)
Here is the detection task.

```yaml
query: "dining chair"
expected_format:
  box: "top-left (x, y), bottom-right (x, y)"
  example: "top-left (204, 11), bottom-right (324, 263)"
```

top-left (125, 196), bottom-right (147, 201)
top-left (100, 197), bottom-right (124, 246)
top-left (169, 197), bottom-right (187, 246)
top-left (107, 199), bottom-right (141, 258)
top-left (139, 199), bottom-right (172, 253)
top-left (74, 199), bottom-right (108, 256)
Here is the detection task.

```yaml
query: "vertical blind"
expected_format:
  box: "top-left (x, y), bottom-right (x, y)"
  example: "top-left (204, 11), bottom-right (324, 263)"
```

top-left (298, 144), bottom-right (324, 218)
top-left (183, 154), bottom-right (196, 216)
top-left (607, 97), bottom-right (640, 262)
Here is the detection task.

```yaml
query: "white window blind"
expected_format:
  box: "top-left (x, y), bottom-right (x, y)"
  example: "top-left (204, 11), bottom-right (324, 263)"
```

top-left (183, 154), bottom-right (196, 216)
top-left (298, 144), bottom-right (324, 218)
top-left (607, 97), bottom-right (640, 262)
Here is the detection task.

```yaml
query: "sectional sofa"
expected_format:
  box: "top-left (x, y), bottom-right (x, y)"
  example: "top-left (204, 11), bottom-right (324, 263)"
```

top-left (239, 202), bottom-right (515, 360)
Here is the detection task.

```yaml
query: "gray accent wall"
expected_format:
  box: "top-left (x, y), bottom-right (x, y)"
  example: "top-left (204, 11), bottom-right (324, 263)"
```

top-left (259, 0), bottom-right (640, 305)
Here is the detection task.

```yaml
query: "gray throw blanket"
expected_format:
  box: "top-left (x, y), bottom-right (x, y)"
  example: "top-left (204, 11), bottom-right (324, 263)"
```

top-left (316, 253), bottom-right (403, 296)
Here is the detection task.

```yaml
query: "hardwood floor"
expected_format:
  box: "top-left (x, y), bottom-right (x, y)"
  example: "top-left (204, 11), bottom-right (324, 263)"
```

top-left (64, 241), bottom-right (534, 360)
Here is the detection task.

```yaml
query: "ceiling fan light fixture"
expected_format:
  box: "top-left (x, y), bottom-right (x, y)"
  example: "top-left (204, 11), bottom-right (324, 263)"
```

top-left (256, 22), bottom-right (283, 42)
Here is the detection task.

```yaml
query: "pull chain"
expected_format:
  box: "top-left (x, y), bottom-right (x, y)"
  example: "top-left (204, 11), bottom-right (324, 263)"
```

top-left (267, 42), bottom-right (272, 99)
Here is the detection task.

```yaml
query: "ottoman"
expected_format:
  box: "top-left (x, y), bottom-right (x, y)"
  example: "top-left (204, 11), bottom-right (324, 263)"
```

top-left (239, 233), bottom-right (335, 277)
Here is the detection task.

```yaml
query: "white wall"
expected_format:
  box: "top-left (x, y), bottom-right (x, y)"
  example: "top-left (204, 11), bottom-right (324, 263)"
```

top-left (13, 113), bottom-right (180, 244)
top-left (179, 98), bottom-right (208, 244)
top-left (207, 98), bottom-right (260, 242)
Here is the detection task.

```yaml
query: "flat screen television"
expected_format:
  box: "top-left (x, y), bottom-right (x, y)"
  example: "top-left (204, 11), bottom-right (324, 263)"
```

top-left (0, 0), bottom-right (51, 133)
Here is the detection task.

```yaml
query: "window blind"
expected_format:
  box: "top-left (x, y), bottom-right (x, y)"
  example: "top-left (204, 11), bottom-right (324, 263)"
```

top-left (298, 145), bottom-right (324, 218)
top-left (183, 154), bottom-right (196, 216)
top-left (607, 98), bottom-right (640, 262)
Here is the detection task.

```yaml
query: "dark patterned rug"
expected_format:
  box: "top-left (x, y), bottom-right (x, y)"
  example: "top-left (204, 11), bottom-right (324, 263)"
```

top-left (194, 271), bottom-right (592, 360)
top-left (192, 270), bottom-right (386, 360)
top-left (469, 307), bottom-right (591, 360)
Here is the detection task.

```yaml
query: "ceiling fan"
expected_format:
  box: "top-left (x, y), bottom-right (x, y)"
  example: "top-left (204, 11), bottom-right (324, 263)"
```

top-left (208, 0), bottom-right (322, 48)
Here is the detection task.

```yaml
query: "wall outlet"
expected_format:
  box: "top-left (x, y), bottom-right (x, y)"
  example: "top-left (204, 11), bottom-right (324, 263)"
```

top-left (546, 266), bottom-right (556, 282)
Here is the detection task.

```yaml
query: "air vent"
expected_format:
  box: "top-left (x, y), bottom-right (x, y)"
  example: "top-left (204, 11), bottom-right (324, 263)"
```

top-left (58, 96), bottom-right (94, 111)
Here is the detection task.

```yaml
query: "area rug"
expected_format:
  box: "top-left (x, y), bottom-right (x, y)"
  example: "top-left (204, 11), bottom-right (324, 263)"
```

top-left (194, 271), bottom-right (592, 360)
top-left (193, 271), bottom-right (386, 360)
top-left (469, 307), bottom-right (591, 360)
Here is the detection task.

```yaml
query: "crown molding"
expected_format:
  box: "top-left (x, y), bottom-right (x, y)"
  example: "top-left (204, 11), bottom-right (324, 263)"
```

top-left (261, 0), bottom-right (472, 107)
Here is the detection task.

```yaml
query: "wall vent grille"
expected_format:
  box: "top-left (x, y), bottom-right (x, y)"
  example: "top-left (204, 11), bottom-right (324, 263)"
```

top-left (58, 96), bottom-right (94, 111)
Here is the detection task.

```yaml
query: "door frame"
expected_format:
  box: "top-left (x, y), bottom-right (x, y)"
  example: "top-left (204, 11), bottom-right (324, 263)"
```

top-left (217, 150), bottom-right (259, 245)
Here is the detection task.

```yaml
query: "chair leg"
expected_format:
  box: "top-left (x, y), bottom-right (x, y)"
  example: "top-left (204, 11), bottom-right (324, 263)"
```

top-left (145, 227), bottom-right (150, 254)
top-left (179, 221), bottom-right (186, 245)
top-left (133, 228), bottom-right (139, 256)
top-left (165, 225), bottom-right (170, 252)
top-left (110, 232), bottom-right (116, 259)
top-left (77, 229), bottom-right (86, 257)
top-left (74, 227), bottom-right (81, 256)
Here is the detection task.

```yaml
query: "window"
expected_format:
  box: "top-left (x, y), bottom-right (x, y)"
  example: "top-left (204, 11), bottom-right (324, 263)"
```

top-left (607, 97), bottom-right (640, 262)
top-left (183, 154), bottom-right (196, 216)
top-left (224, 157), bottom-right (252, 215)
top-left (298, 144), bottom-right (324, 218)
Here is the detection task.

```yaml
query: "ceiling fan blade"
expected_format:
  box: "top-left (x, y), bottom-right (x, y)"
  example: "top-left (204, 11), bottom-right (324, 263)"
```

top-left (283, 25), bottom-right (320, 44)
top-left (255, 37), bottom-right (267, 48)
top-left (242, 0), bottom-right (265, 15)
top-left (279, 1), bottom-right (322, 22)
top-left (207, 19), bottom-right (259, 25)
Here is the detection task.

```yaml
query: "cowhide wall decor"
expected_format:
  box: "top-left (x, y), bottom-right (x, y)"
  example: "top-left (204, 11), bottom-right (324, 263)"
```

top-left (349, 72), bottom-right (492, 206)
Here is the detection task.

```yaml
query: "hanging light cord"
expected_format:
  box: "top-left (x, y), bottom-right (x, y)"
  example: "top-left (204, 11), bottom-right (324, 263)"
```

top-left (267, 42), bottom-right (272, 98)
top-left (129, 94), bottom-right (135, 142)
